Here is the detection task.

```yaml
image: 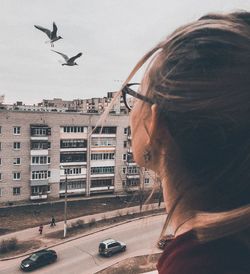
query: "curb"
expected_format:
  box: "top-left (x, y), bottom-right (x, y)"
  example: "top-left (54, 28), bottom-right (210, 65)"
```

top-left (0, 212), bottom-right (165, 261)
top-left (94, 252), bottom-right (162, 274)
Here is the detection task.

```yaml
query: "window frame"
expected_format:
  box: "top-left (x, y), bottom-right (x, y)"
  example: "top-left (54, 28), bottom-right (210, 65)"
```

top-left (13, 172), bottom-right (21, 180)
top-left (13, 126), bottom-right (21, 135)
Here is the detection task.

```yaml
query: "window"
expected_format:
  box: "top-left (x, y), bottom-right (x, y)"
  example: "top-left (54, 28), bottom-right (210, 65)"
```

top-left (0, 173), bottom-right (2, 181)
top-left (126, 178), bottom-right (140, 186)
top-left (13, 142), bottom-right (21, 150)
top-left (145, 178), bottom-right (150, 184)
top-left (0, 188), bottom-right (2, 197)
top-left (127, 166), bottom-right (139, 174)
top-left (60, 180), bottom-right (85, 190)
top-left (63, 126), bottom-right (86, 133)
top-left (91, 153), bottom-right (114, 160)
top-left (48, 157), bottom-right (51, 164)
top-left (124, 128), bottom-right (128, 135)
top-left (91, 166), bottom-right (114, 174)
top-left (13, 126), bottom-right (21, 135)
top-left (13, 187), bottom-right (21, 195)
top-left (13, 172), bottom-right (21, 180)
top-left (60, 139), bottom-right (87, 148)
top-left (64, 167), bottom-right (81, 175)
top-left (122, 167), bottom-right (126, 174)
top-left (48, 171), bottom-right (51, 178)
top-left (31, 170), bottom-right (48, 180)
top-left (31, 156), bottom-right (48, 165)
top-left (31, 185), bottom-right (48, 195)
top-left (31, 141), bottom-right (49, 150)
top-left (123, 141), bottom-right (127, 148)
top-left (123, 154), bottom-right (127, 161)
top-left (0, 158), bottom-right (1, 165)
top-left (91, 137), bottom-right (116, 147)
top-left (13, 158), bottom-right (21, 165)
top-left (92, 126), bottom-right (116, 134)
top-left (60, 153), bottom-right (87, 163)
top-left (91, 179), bottom-right (113, 187)
top-left (0, 142), bottom-right (1, 150)
top-left (30, 126), bottom-right (51, 136)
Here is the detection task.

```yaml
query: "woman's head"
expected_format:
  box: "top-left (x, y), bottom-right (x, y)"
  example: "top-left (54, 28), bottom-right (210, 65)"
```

top-left (127, 12), bottom-right (250, 221)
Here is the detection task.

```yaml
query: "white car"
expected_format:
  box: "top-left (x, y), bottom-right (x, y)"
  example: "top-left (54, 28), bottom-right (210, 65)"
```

top-left (99, 238), bottom-right (126, 257)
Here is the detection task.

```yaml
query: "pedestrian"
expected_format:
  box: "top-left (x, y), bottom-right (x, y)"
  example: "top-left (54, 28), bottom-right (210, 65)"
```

top-left (39, 224), bottom-right (43, 235)
top-left (120, 11), bottom-right (250, 274)
top-left (50, 216), bottom-right (56, 227)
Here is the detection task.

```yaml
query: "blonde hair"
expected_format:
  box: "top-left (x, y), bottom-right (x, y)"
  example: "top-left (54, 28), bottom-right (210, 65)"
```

top-left (124, 11), bottom-right (250, 244)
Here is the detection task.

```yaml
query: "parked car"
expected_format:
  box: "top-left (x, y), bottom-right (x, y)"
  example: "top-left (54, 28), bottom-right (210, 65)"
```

top-left (99, 238), bottom-right (126, 257)
top-left (157, 234), bottom-right (174, 250)
top-left (20, 249), bottom-right (57, 271)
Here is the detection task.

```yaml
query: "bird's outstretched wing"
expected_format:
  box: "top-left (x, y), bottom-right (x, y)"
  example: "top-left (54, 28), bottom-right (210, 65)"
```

top-left (34, 25), bottom-right (51, 38)
top-left (68, 53), bottom-right (83, 63)
top-left (51, 22), bottom-right (58, 38)
top-left (51, 50), bottom-right (69, 61)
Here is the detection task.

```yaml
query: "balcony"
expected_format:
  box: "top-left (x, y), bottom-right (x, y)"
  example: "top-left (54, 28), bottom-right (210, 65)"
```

top-left (60, 139), bottom-right (87, 152)
top-left (30, 125), bottom-right (50, 137)
top-left (30, 165), bottom-right (49, 171)
top-left (126, 174), bottom-right (140, 179)
top-left (30, 194), bottom-right (48, 200)
top-left (30, 150), bottom-right (49, 156)
top-left (30, 136), bottom-right (48, 141)
top-left (90, 186), bottom-right (114, 192)
top-left (60, 147), bottom-right (87, 152)
top-left (60, 174), bottom-right (86, 180)
top-left (91, 173), bottom-right (115, 178)
top-left (30, 179), bottom-right (49, 186)
top-left (59, 180), bottom-right (86, 195)
top-left (90, 160), bottom-right (115, 167)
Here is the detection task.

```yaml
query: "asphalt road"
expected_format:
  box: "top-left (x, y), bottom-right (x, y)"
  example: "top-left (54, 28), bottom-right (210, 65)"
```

top-left (0, 214), bottom-right (165, 274)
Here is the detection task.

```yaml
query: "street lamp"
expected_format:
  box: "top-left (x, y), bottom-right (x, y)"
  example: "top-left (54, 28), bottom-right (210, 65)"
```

top-left (63, 170), bottom-right (68, 238)
top-left (60, 165), bottom-right (68, 238)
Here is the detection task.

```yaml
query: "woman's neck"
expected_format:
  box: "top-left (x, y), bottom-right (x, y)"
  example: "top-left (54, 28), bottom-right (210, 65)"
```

top-left (161, 176), bottom-right (195, 237)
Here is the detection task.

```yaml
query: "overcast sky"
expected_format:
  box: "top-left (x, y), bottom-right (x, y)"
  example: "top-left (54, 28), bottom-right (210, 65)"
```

top-left (0, 0), bottom-right (250, 104)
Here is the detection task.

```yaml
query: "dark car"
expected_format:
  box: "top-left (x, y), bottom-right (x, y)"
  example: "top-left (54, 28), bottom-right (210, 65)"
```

top-left (20, 249), bottom-right (57, 271)
top-left (99, 238), bottom-right (126, 257)
top-left (157, 234), bottom-right (174, 250)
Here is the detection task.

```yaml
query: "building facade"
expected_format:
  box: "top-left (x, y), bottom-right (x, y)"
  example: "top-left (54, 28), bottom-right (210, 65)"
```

top-left (0, 109), bottom-right (154, 203)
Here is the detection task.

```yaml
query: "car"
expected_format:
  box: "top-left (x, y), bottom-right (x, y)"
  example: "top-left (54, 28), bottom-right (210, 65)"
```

top-left (99, 238), bottom-right (126, 257)
top-left (20, 249), bottom-right (57, 271)
top-left (157, 234), bottom-right (174, 250)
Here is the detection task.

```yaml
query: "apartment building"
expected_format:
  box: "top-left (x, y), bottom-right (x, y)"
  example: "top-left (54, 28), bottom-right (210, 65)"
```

top-left (0, 109), bottom-right (154, 203)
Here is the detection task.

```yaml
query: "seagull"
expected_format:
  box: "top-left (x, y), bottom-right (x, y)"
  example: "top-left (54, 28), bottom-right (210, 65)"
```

top-left (34, 22), bottom-right (62, 47)
top-left (51, 50), bottom-right (83, 66)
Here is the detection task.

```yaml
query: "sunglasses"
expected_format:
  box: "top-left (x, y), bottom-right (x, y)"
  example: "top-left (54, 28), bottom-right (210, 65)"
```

top-left (121, 83), bottom-right (156, 111)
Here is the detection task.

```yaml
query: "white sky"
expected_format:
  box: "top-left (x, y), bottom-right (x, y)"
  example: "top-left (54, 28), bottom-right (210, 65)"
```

top-left (0, 0), bottom-right (250, 104)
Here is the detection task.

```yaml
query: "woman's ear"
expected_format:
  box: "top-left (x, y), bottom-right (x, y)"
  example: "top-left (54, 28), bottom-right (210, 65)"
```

top-left (146, 104), bottom-right (159, 146)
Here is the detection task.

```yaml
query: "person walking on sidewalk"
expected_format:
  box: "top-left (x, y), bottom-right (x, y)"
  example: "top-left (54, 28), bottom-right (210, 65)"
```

top-left (38, 224), bottom-right (43, 235)
top-left (50, 216), bottom-right (56, 227)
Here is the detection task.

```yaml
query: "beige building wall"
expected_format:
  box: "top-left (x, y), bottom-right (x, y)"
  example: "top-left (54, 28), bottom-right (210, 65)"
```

top-left (0, 109), bottom-right (154, 204)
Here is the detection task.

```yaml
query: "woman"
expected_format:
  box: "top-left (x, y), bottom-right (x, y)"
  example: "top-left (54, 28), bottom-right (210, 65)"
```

top-left (121, 12), bottom-right (250, 274)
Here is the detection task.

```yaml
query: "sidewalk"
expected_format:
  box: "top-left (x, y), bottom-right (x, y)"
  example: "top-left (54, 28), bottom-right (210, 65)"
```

top-left (0, 203), bottom-right (165, 259)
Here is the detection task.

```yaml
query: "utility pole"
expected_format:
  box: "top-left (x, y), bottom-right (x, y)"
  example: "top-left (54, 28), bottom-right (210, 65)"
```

top-left (63, 171), bottom-right (68, 238)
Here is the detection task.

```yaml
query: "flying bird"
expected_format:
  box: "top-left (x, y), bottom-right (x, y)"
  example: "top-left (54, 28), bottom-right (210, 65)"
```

top-left (51, 50), bottom-right (83, 66)
top-left (34, 22), bottom-right (62, 47)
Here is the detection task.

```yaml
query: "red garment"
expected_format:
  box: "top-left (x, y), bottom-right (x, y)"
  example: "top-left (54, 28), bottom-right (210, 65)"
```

top-left (157, 230), bottom-right (250, 274)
